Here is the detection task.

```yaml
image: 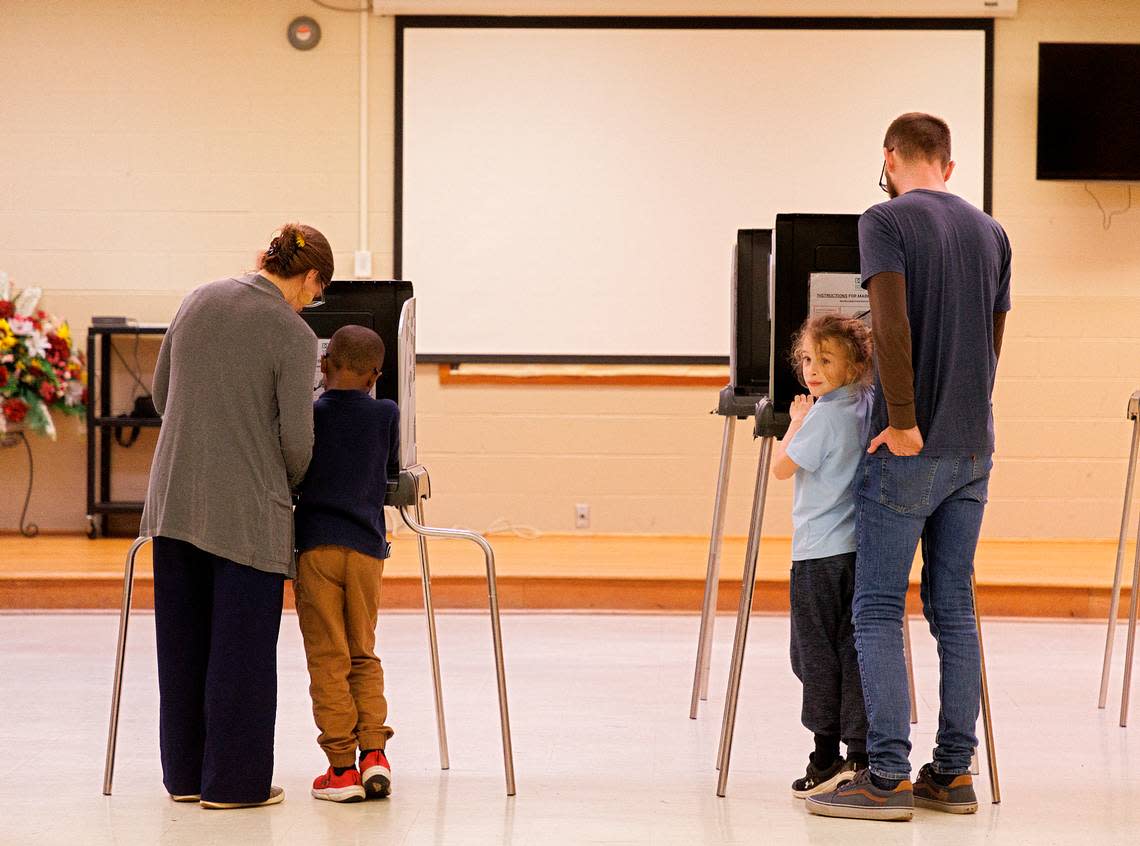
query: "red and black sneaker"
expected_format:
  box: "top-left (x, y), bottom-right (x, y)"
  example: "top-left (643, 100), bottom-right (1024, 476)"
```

top-left (359, 749), bottom-right (392, 798)
top-left (311, 766), bottom-right (366, 803)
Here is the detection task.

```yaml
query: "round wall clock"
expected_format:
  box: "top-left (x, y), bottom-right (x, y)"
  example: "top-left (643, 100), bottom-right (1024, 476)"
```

top-left (287, 16), bottom-right (321, 51)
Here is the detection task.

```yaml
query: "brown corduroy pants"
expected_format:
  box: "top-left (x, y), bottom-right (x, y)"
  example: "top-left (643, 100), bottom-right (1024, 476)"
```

top-left (295, 545), bottom-right (394, 767)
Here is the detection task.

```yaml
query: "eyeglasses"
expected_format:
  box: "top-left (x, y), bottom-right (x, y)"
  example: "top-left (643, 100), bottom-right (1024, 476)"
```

top-left (307, 276), bottom-right (329, 309)
top-left (878, 147), bottom-right (894, 195)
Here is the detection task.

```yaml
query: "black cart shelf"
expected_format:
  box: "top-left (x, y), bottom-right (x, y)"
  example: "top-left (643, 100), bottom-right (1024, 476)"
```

top-left (85, 324), bottom-right (166, 538)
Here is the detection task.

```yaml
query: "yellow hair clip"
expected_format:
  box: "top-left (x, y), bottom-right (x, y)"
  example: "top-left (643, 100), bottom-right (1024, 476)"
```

top-left (295, 232), bottom-right (305, 249)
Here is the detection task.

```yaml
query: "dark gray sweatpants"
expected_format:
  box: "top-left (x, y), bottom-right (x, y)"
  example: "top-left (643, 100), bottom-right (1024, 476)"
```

top-left (789, 551), bottom-right (867, 753)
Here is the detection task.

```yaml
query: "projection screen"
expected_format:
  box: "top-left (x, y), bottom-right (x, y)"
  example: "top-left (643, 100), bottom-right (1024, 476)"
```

top-left (398, 20), bottom-right (990, 361)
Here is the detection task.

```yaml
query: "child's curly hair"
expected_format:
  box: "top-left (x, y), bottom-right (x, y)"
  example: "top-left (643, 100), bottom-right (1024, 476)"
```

top-left (789, 314), bottom-right (874, 388)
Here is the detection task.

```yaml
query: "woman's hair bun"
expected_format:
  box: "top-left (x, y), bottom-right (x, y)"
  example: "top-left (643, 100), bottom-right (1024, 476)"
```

top-left (258, 223), bottom-right (334, 286)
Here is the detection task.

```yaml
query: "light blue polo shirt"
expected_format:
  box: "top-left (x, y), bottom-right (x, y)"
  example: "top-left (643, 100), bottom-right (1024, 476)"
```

top-left (785, 384), bottom-right (874, 561)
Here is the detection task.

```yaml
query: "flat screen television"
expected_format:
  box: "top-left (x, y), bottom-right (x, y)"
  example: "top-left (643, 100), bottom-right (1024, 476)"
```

top-left (1037, 42), bottom-right (1140, 181)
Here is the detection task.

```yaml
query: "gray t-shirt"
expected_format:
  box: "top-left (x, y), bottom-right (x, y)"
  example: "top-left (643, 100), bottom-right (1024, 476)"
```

top-left (141, 273), bottom-right (317, 577)
top-left (858, 189), bottom-right (1012, 455)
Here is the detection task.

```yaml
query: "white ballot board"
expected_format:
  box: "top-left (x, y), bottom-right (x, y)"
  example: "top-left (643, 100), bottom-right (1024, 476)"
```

top-left (397, 298), bottom-right (417, 469)
top-left (312, 338), bottom-right (377, 399)
top-left (808, 273), bottom-right (868, 319)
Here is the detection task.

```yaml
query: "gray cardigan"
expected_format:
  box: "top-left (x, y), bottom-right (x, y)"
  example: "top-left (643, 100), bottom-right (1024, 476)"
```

top-left (141, 273), bottom-right (317, 577)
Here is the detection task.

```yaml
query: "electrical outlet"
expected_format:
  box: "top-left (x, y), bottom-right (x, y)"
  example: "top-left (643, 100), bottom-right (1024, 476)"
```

top-left (353, 250), bottom-right (372, 278)
top-left (575, 503), bottom-right (590, 529)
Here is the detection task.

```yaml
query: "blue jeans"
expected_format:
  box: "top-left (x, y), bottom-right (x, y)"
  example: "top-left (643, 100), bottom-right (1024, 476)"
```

top-left (852, 451), bottom-right (992, 781)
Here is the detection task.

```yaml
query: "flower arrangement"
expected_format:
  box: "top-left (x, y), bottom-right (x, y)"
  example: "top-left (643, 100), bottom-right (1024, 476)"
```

top-left (0, 272), bottom-right (87, 439)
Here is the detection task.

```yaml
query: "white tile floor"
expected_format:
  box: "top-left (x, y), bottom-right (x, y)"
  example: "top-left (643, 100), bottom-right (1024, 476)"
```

top-left (2, 610), bottom-right (1140, 845)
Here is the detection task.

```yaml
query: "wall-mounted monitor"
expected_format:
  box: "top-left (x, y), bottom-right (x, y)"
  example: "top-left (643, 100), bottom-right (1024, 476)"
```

top-left (1037, 42), bottom-right (1140, 181)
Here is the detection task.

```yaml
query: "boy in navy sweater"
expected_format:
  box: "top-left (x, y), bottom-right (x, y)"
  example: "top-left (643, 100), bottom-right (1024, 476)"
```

top-left (294, 325), bottom-right (400, 803)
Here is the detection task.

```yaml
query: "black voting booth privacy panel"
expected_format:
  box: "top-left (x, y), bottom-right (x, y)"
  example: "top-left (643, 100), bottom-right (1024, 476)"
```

top-left (772, 213), bottom-right (862, 417)
top-left (729, 229), bottom-right (772, 400)
top-left (300, 279), bottom-right (413, 404)
top-left (693, 216), bottom-right (862, 715)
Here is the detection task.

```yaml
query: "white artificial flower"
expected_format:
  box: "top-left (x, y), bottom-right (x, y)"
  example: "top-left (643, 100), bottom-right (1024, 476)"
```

top-left (27, 331), bottom-right (49, 359)
top-left (13, 286), bottom-right (42, 316)
top-left (31, 399), bottom-right (56, 440)
top-left (8, 317), bottom-right (33, 336)
top-left (0, 271), bottom-right (9, 301)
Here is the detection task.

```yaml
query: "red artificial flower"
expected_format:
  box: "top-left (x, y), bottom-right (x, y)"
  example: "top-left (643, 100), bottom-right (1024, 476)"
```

top-left (47, 334), bottom-right (70, 364)
top-left (2, 397), bottom-right (28, 423)
top-left (0, 366), bottom-right (8, 388)
top-left (39, 382), bottom-right (56, 403)
top-left (0, 301), bottom-right (13, 319)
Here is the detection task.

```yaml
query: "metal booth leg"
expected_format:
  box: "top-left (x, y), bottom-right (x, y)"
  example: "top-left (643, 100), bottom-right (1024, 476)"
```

top-left (690, 416), bottom-right (737, 718)
top-left (102, 536), bottom-right (151, 795)
top-left (973, 573), bottom-right (1000, 803)
top-left (1118, 511), bottom-right (1140, 728)
top-left (414, 497), bottom-right (450, 770)
top-left (715, 437), bottom-right (774, 796)
top-left (1101, 413), bottom-right (1140, 708)
top-left (399, 505), bottom-right (517, 797)
top-left (903, 614), bottom-right (918, 725)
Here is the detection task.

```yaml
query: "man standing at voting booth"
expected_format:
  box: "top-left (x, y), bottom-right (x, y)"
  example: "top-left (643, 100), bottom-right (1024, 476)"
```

top-left (807, 113), bottom-right (1011, 822)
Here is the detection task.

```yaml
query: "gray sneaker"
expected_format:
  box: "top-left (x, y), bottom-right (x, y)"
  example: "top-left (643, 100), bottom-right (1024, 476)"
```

top-left (805, 768), bottom-right (914, 821)
top-left (913, 763), bottom-right (979, 814)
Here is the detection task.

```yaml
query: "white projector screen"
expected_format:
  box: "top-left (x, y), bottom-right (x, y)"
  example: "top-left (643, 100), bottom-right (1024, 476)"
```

top-left (399, 21), bottom-right (990, 361)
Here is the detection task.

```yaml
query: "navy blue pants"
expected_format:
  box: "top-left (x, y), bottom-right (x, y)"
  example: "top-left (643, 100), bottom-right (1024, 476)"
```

top-left (153, 536), bottom-right (285, 804)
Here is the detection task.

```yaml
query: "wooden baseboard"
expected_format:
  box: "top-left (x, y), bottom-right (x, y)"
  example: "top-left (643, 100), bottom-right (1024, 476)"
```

top-left (0, 533), bottom-right (1132, 617)
top-left (0, 573), bottom-right (1131, 619)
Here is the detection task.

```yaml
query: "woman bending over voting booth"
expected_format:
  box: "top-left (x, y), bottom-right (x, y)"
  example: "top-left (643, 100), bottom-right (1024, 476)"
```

top-left (140, 224), bottom-right (331, 809)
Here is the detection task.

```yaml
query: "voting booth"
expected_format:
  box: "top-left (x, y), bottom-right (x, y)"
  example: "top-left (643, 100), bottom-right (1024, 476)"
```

top-left (102, 281), bottom-right (516, 798)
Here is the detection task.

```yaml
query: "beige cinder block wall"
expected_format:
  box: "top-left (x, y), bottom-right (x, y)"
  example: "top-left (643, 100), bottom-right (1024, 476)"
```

top-left (1, 0), bottom-right (1138, 540)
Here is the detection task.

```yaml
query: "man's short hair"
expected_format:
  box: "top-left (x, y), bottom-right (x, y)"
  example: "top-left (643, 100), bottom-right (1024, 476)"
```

top-left (883, 112), bottom-right (952, 167)
top-left (326, 325), bottom-right (385, 375)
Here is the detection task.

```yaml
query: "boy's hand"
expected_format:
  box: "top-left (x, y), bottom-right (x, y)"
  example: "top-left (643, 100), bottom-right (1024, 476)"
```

top-left (789, 394), bottom-right (814, 423)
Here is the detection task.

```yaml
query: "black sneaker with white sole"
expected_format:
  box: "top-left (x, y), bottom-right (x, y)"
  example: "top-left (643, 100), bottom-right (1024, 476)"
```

top-left (792, 755), bottom-right (859, 799)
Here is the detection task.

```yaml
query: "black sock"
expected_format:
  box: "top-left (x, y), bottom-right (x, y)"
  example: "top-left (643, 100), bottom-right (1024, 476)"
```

top-left (870, 772), bottom-right (902, 791)
top-left (332, 765), bottom-right (354, 776)
top-left (847, 749), bottom-right (869, 769)
top-left (813, 734), bottom-right (841, 767)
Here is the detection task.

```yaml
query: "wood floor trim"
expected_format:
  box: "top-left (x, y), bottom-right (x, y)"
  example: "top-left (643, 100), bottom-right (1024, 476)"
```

top-left (0, 573), bottom-right (1130, 619)
top-left (2, 534), bottom-right (1130, 617)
